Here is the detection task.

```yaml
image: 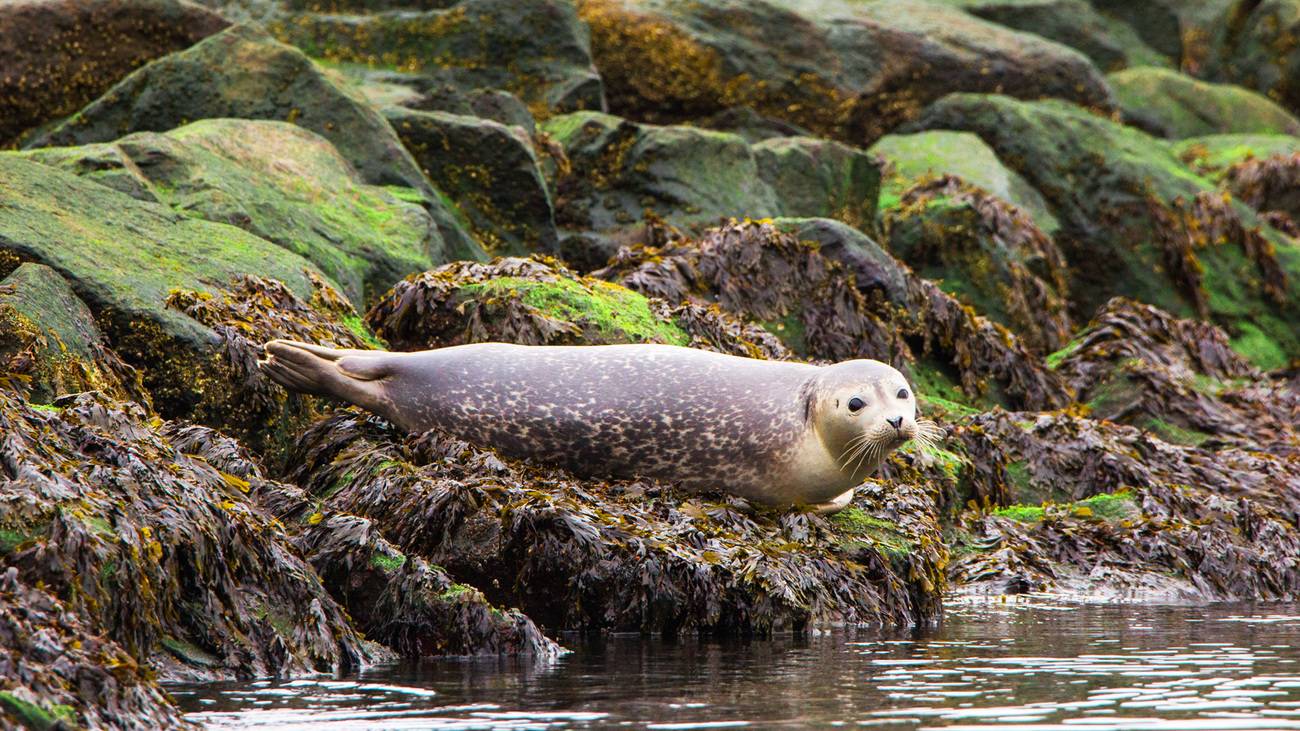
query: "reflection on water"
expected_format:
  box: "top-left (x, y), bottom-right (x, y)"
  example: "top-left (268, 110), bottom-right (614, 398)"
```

top-left (173, 597), bottom-right (1300, 729)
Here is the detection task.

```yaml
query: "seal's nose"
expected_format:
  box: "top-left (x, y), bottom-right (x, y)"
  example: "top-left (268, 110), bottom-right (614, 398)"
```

top-left (887, 416), bottom-right (903, 430)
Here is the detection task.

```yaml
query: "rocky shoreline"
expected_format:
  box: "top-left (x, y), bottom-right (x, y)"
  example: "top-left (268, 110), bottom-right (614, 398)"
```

top-left (4, 0), bottom-right (1300, 727)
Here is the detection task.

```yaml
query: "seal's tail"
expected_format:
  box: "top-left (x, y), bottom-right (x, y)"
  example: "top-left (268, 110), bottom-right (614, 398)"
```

top-left (261, 340), bottom-right (391, 396)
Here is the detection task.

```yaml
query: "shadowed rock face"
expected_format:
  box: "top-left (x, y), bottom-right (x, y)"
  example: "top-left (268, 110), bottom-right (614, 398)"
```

top-left (0, 0), bottom-right (230, 147)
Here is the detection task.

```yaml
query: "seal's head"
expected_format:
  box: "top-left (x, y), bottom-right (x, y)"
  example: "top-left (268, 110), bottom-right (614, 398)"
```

top-left (809, 360), bottom-right (939, 479)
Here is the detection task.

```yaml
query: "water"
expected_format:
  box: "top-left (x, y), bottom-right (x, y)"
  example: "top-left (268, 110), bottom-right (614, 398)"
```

top-left (173, 597), bottom-right (1300, 730)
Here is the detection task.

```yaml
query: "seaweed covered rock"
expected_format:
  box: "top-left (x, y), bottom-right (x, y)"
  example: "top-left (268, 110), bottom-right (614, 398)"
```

top-left (578, 0), bottom-right (1113, 147)
top-left (772, 218), bottom-right (910, 307)
top-left (1107, 66), bottom-right (1300, 139)
top-left (1050, 297), bottom-right (1299, 451)
top-left (1173, 133), bottom-right (1300, 178)
top-left (0, 569), bottom-right (191, 730)
top-left (21, 119), bottom-right (450, 309)
top-left (949, 408), bottom-right (1300, 600)
top-left (751, 136), bottom-right (882, 228)
top-left (366, 255), bottom-right (790, 360)
top-left (258, 496), bottom-right (560, 658)
top-left (595, 219), bottom-right (1073, 411)
top-left (869, 130), bottom-right (1059, 233)
top-left (25, 22), bottom-right (479, 258)
top-left (0, 0), bottom-right (230, 147)
top-left (283, 412), bottom-right (946, 632)
top-left (544, 111), bottom-right (779, 237)
top-left (383, 107), bottom-right (558, 258)
top-left (905, 94), bottom-right (1300, 367)
top-left (0, 389), bottom-right (375, 683)
top-left (0, 154), bottom-right (370, 461)
top-left (0, 264), bottom-right (146, 406)
top-left (880, 176), bottom-right (1072, 354)
top-left (269, 0), bottom-right (604, 115)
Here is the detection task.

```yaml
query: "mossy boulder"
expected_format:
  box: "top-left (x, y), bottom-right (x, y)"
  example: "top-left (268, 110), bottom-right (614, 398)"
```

top-left (752, 136), bottom-right (882, 229)
top-left (0, 154), bottom-right (375, 461)
top-left (0, 0), bottom-right (230, 147)
top-left (544, 111), bottom-right (779, 235)
top-left (869, 129), bottom-right (1059, 233)
top-left (399, 85), bottom-right (537, 135)
top-left (936, 0), bottom-right (1143, 72)
top-left (905, 93), bottom-right (1300, 367)
top-left (579, 0), bottom-right (1113, 147)
top-left (383, 107), bottom-right (558, 258)
top-left (1201, 0), bottom-right (1300, 116)
top-left (21, 119), bottom-right (451, 310)
top-left (1108, 66), bottom-right (1300, 139)
top-left (1173, 133), bottom-right (1300, 177)
top-left (24, 23), bottom-right (479, 257)
top-left (270, 0), bottom-right (604, 116)
top-left (880, 177), bottom-right (1073, 353)
top-left (0, 264), bottom-right (146, 406)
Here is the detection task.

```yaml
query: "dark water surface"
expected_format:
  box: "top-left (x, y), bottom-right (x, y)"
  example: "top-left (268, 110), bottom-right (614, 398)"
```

top-left (173, 598), bottom-right (1300, 730)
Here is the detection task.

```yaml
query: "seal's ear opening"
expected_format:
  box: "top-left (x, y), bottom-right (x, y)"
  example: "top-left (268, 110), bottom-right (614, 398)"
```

top-left (336, 356), bottom-right (392, 381)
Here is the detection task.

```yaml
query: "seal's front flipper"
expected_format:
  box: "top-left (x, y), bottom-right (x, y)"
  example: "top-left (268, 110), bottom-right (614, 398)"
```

top-left (808, 488), bottom-right (855, 516)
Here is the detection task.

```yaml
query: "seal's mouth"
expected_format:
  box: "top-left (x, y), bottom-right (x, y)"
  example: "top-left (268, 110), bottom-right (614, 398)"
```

top-left (837, 419), bottom-right (942, 474)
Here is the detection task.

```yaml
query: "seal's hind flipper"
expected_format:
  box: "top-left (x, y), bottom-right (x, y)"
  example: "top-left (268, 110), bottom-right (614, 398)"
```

top-left (336, 355), bottom-right (392, 381)
top-left (261, 340), bottom-right (388, 397)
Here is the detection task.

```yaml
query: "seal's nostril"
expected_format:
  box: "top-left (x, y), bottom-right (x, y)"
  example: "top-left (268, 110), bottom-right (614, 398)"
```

top-left (887, 416), bottom-right (903, 429)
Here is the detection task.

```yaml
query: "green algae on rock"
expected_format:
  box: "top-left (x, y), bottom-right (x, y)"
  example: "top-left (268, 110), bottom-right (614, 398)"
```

top-left (751, 136), bottom-right (882, 230)
top-left (545, 111), bottom-right (780, 236)
top-left (1107, 66), bottom-right (1300, 139)
top-left (879, 176), bottom-right (1072, 354)
top-left (0, 0), bottom-right (230, 147)
top-left (949, 408), bottom-right (1300, 600)
top-left (21, 119), bottom-right (449, 310)
top-left (870, 130), bottom-right (1059, 234)
top-left (904, 93), bottom-right (1300, 367)
top-left (383, 107), bottom-right (559, 258)
top-left (0, 264), bottom-right (148, 407)
top-left (23, 21), bottom-right (483, 260)
top-left (283, 412), bottom-right (945, 633)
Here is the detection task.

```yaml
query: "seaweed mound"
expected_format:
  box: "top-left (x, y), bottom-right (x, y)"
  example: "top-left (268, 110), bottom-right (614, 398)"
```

top-left (951, 409), bottom-right (1300, 601)
top-left (0, 388), bottom-right (373, 683)
top-left (595, 218), bottom-right (1072, 411)
top-left (283, 412), bottom-right (946, 633)
top-left (366, 254), bottom-right (790, 360)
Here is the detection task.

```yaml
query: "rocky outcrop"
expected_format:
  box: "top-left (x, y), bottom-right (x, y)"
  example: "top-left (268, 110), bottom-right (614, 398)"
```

top-left (579, 0), bottom-right (1113, 147)
top-left (1108, 67), bottom-right (1300, 139)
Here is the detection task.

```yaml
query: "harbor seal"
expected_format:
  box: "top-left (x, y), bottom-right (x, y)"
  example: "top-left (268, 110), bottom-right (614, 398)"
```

top-left (260, 341), bottom-right (937, 510)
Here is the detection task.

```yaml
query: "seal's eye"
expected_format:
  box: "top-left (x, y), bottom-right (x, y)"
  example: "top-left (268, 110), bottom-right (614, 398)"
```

top-left (848, 397), bottom-right (865, 412)
top-left (897, 388), bottom-right (910, 399)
